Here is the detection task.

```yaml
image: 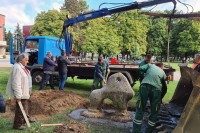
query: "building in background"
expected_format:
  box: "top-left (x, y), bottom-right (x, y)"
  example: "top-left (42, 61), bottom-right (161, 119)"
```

top-left (0, 14), bottom-right (6, 57)
top-left (23, 25), bottom-right (32, 38)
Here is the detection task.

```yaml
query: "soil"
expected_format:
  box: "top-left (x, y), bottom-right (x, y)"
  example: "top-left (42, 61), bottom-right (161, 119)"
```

top-left (3, 90), bottom-right (88, 120)
top-left (53, 121), bottom-right (89, 133)
top-left (82, 110), bottom-right (133, 122)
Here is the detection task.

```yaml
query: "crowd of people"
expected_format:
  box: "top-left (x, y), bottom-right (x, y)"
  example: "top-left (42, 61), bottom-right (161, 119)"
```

top-left (1, 51), bottom-right (200, 131)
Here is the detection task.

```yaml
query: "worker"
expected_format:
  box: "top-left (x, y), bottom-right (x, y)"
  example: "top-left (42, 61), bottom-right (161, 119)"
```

top-left (57, 50), bottom-right (71, 90)
top-left (92, 56), bottom-right (109, 90)
top-left (192, 54), bottom-right (200, 72)
top-left (6, 53), bottom-right (35, 130)
top-left (133, 62), bottom-right (166, 133)
top-left (139, 54), bottom-right (152, 82)
top-left (39, 51), bottom-right (57, 90)
top-left (0, 92), bottom-right (5, 113)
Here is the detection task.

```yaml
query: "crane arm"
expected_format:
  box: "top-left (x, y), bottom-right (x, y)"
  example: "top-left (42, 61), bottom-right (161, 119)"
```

top-left (62, 0), bottom-right (176, 55)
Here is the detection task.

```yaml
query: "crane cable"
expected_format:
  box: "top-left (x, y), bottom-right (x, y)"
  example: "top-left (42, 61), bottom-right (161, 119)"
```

top-left (167, 1), bottom-right (176, 68)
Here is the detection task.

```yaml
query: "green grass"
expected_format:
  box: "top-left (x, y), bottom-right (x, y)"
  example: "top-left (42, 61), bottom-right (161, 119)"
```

top-left (0, 67), bottom-right (11, 99)
top-left (163, 62), bottom-right (193, 71)
top-left (0, 67), bottom-right (178, 132)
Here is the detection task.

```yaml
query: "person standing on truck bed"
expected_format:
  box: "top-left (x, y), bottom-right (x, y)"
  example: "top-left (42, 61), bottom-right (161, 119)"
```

top-left (139, 54), bottom-right (152, 82)
top-left (92, 56), bottom-right (109, 90)
top-left (57, 50), bottom-right (71, 90)
top-left (133, 62), bottom-right (166, 133)
top-left (39, 51), bottom-right (57, 90)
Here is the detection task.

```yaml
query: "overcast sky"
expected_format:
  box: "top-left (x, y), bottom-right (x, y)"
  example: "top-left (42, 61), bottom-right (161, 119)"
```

top-left (0, 0), bottom-right (199, 32)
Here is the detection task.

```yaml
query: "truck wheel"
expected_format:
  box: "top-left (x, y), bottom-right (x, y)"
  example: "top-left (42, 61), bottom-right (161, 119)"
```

top-left (32, 71), bottom-right (43, 84)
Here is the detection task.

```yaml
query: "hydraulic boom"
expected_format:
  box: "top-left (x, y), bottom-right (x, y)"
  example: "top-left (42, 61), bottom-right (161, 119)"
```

top-left (62, 0), bottom-right (176, 54)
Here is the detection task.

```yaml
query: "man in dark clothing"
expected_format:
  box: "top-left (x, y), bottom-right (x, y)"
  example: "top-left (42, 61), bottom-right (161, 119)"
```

top-left (39, 51), bottom-right (57, 90)
top-left (0, 92), bottom-right (5, 113)
top-left (93, 56), bottom-right (109, 90)
top-left (57, 51), bottom-right (71, 90)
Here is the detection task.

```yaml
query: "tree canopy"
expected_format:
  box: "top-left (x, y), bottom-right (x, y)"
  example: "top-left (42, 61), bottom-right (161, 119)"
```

top-left (31, 10), bottom-right (66, 37)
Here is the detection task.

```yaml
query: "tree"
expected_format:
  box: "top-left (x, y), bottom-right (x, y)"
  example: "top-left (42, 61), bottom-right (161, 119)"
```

top-left (116, 10), bottom-right (149, 59)
top-left (171, 19), bottom-right (200, 60)
top-left (4, 29), bottom-right (12, 51)
top-left (82, 18), bottom-right (121, 57)
top-left (147, 17), bottom-right (168, 61)
top-left (14, 23), bottom-right (23, 40)
top-left (13, 23), bottom-right (23, 52)
top-left (31, 10), bottom-right (67, 37)
top-left (61, 0), bottom-right (88, 17)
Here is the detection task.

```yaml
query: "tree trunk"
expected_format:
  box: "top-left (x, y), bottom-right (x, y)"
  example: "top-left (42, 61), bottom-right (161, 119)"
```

top-left (91, 53), bottom-right (94, 60)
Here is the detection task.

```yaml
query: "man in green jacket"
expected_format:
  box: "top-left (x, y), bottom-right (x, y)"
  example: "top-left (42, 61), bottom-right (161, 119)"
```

top-left (139, 54), bottom-right (152, 82)
top-left (92, 56), bottom-right (109, 90)
top-left (133, 63), bottom-right (166, 133)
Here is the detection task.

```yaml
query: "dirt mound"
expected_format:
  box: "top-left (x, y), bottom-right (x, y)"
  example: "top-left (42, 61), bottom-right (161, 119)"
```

top-left (4, 90), bottom-right (87, 120)
top-left (53, 121), bottom-right (89, 133)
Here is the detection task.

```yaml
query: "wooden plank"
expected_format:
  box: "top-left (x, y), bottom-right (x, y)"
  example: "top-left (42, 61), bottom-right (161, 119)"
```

top-left (41, 123), bottom-right (63, 127)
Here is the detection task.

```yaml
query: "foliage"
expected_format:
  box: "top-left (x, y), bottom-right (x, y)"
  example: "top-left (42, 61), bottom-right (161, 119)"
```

top-left (81, 18), bottom-right (121, 56)
top-left (13, 23), bottom-right (23, 48)
top-left (4, 28), bottom-right (12, 52)
top-left (61, 0), bottom-right (88, 17)
top-left (116, 10), bottom-right (149, 58)
top-left (30, 10), bottom-right (67, 37)
top-left (147, 17), bottom-right (168, 58)
top-left (14, 23), bottom-right (23, 39)
top-left (171, 19), bottom-right (200, 58)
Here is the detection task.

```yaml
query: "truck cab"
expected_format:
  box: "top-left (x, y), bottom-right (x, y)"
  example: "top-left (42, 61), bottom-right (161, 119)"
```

top-left (10, 36), bottom-right (65, 84)
top-left (10, 36), bottom-right (65, 65)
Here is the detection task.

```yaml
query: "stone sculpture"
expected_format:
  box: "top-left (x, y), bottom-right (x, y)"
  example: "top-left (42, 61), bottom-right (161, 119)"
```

top-left (89, 72), bottom-right (135, 113)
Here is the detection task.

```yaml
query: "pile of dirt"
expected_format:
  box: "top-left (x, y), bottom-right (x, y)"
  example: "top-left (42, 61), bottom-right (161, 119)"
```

top-left (53, 121), bottom-right (89, 133)
top-left (4, 90), bottom-right (88, 120)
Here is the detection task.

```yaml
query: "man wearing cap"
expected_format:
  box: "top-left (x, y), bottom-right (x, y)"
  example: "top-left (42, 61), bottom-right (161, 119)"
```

top-left (92, 56), bottom-right (109, 90)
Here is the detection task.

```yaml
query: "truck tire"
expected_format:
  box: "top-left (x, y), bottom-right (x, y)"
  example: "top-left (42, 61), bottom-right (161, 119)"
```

top-left (32, 71), bottom-right (43, 84)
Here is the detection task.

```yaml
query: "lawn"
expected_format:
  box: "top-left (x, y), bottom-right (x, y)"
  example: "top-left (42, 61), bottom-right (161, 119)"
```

top-left (163, 62), bottom-right (193, 71)
top-left (0, 67), bottom-right (178, 133)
